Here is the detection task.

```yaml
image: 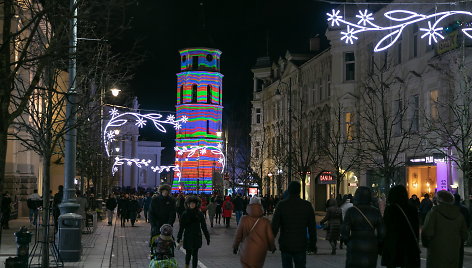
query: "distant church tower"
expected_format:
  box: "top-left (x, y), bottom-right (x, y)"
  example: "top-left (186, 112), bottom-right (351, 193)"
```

top-left (172, 48), bottom-right (224, 194)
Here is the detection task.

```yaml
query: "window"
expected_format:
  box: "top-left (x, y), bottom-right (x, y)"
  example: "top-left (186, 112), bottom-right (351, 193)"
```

top-left (192, 56), bottom-right (199, 70)
top-left (181, 55), bottom-right (187, 63)
top-left (411, 95), bottom-right (419, 132)
top-left (431, 90), bottom-right (439, 120)
top-left (345, 112), bottom-right (354, 140)
top-left (255, 147), bottom-right (259, 159)
top-left (368, 43), bottom-right (374, 74)
top-left (319, 79), bottom-right (323, 101)
top-left (180, 85), bottom-right (184, 104)
top-left (206, 54), bottom-right (213, 62)
top-left (256, 108), bottom-right (261, 124)
top-left (206, 120), bottom-right (210, 134)
top-left (207, 85), bottom-right (212, 104)
top-left (218, 87), bottom-right (222, 104)
top-left (344, 52), bottom-right (355, 81)
top-left (192, 84), bottom-right (198, 103)
top-left (394, 99), bottom-right (403, 136)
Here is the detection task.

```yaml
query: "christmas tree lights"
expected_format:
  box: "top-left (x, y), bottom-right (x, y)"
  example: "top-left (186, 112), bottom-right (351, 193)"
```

top-left (327, 9), bottom-right (472, 52)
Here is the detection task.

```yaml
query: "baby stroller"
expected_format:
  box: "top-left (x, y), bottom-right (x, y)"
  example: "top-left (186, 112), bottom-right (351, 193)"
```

top-left (149, 225), bottom-right (178, 268)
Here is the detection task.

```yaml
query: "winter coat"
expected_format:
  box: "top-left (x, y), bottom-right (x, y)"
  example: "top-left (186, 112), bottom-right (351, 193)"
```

top-left (341, 205), bottom-right (384, 268)
top-left (149, 195), bottom-right (176, 236)
top-left (119, 198), bottom-right (130, 219)
top-left (177, 208), bottom-right (210, 250)
top-left (233, 196), bottom-right (244, 211)
top-left (233, 203), bottom-right (276, 268)
top-left (129, 199), bottom-right (140, 221)
top-left (105, 198), bottom-right (117, 211)
top-left (421, 204), bottom-right (468, 268)
top-left (340, 202), bottom-right (353, 220)
top-left (176, 196), bottom-right (185, 215)
top-left (200, 199), bottom-right (208, 213)
top-left (207, 202), bottom-right (216, 219)
top-left (320, 200), bottom-right (342, 241)
top-left (381, 204), bottom-right (420, 267)
top-left (215, 197), bottom-right (223, 214)
top-left (419, 198), bottom-right (433, 222)
top-left (222, 197), bottom-right (234, 218)
top-left (271, 196), bottom-right (316, 253)
top-left (143, 196), bottom-right (152, 210)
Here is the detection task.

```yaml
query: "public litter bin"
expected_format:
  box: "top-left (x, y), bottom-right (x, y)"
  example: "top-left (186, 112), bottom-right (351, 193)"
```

top-left (58, 213), bottom-right (82, 262)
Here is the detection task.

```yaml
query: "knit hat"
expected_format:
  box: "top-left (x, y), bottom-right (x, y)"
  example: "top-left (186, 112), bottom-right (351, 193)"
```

top-left (159, 184), bottom-right (171, 193)
top-left (160, 224), bottom-right (173, 236)
top-left (436, 190), bottom-right (454, 205)
top-left (249, 196), bottom-right (261, 204)
top-left (185, 195), bottom-right (201, 207)
top-left (287, 181), bottom-right (301, 197)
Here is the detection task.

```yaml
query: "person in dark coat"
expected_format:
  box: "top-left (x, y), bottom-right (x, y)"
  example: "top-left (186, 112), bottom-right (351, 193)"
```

top-left (341, 186), bottom-right (384, 268)
top-left (1, 192), bottom-right (12, 229)
top-left (454, 193), bottom-right (470, 268)
top-left (419, 193), bottom-right (433, 226)
top-left (53, 185), bottom-right (63, 232)
top-left (119, 194), bottom-right (130, 227)
top-left (149, 184), bottom-right (176, 237)
top-left (381, 185), bottom-right (420, 268)
top-left (233, 194), bottom-right (244, 225)
top-left (129, 195), bottom-right (140, 227)
top-left (215, 195), bottom-right (223, 224)
top-left (176, 194), bottom-right (185, 221)
top-left (320, 198), bottom-right (342, 255)
top-left (272, 181), bottom-right (317, 268)
top-left (105, 194), bottom-right (117, 226)
top-left (408, 194), bottom-right (420, 211)
top-left (177, 196), bottom-right (210, 268)
top-left (143, 192), bottom-right (152, 223)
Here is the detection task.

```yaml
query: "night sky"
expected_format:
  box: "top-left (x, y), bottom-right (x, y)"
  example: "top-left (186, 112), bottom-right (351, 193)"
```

top-left (113, 0), bottom-right (331, 164)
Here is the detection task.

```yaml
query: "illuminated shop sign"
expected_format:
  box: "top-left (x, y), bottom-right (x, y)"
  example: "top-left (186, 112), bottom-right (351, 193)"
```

top-left (408, 154), bottom-right (446, 164)
top-left (318, 171), bottom-right (336, 184)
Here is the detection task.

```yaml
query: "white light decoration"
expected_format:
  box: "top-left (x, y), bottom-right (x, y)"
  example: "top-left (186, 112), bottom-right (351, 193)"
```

top-left (327, 9), bottom-right (472, 52)
top-left (112, 157), bottom-right (182, 181)
top-left (174, 145), bottom-right (226, 173)
top-left (103, 108), bottom-right (188, 157)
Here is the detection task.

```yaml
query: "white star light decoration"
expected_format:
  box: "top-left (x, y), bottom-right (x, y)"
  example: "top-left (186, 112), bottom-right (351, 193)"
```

top-left (112, 157), bottom-right (181, 181)
top-left (174, 144), bottom-right (226, 173)
top-left (103, 108), bottom-right (188, 157)
top-left (327, 9), bottom-right (472, 52)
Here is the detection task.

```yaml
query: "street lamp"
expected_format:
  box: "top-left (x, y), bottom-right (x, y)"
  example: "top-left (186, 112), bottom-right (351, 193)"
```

top-left (110, 88), bottom-right (121, 97)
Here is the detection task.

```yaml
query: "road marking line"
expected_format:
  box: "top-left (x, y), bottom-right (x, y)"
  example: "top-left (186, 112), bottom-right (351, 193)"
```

top-left (179, 247), bottom-right (208, 268)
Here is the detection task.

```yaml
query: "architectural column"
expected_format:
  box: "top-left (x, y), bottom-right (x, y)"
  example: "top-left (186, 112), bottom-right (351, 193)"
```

top-left (130, 134), bottom-right (138, 190)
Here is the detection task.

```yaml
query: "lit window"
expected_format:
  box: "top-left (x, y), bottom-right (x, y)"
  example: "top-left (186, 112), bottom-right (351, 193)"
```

top-left (345, 112), bottom-right (354, 140)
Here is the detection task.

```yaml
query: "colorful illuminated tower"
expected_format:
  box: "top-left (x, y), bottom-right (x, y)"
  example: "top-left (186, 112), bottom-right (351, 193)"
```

top-left (172, 48), bottom-right (224, 194)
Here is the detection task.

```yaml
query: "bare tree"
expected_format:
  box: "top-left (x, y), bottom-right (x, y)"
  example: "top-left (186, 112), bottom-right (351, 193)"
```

top-left (358, 57), bottom-right (420, 193)
top-left (322, 102), bottom-right (360, 196)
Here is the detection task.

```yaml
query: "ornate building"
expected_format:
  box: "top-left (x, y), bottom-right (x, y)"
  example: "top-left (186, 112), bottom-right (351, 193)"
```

top-left (173, 48), bottom-right (224, 194)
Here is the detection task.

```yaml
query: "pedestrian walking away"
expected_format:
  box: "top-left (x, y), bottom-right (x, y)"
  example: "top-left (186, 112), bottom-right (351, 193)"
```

top-left (381, 185), bottom-right (420, 268)
top-left (422, 190), bottom-right (468, 268)
top-left (1, 192), bottom-right (12, 229)
top-left (105, 194), bottom-right (117, 226)
top-left (272, 181), bottom-right (317, 268)
top-left (233, 194), bottom-right (244, 225)
top-left (27, 189), bottom-right (42, 227)
top-left (222, 196), bottom-right (234, 228)
top-left (341, 186), bottom-right (384, 268)
top-left (143, 192), bottom-right (152, 223)
top-left (177, 196), bottom-right (210, 268)
top-left (320, 198), bottom-right (342, 255)
top-left (233, 196), bottom-right (276, 268)
top-left (119, 194), bottom-right (131, 227)
top-left (207, 198), bottom-right (216, 228)
top-left (129, 195), bottom-right (140, 227)
top-left (215, 195), bottom-right (223, 225)
top-left (419, 193), bottom-right (433, 226)
top-left (149, 184), bottom-right (176, 237)
top-left (454, 193), bottom-right (471, 268)
top-left (338, 195), bottom-right (353, 249)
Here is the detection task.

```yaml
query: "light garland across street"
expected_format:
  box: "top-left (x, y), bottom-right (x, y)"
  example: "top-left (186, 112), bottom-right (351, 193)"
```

top-left (174, 144), bottom-right (226, 173)
top-left (327, 9), bottom-right (472, 52)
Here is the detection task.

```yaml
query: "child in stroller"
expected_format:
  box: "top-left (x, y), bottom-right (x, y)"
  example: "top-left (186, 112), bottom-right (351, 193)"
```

top-left (149, 224), bottom-right (177, 268)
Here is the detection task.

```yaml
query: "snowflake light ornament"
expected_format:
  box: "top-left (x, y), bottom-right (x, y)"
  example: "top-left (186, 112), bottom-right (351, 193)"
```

top-left (167, 114), bottom-right (175, 121)
top-left (327, 9), bottom-right (342, 27)
top-left (135, 118), bottom-right (146, 128)
top-left (420, 21), bottom-right (444, 45)
top-left (356, 9), bottom-right (374, 26)
top-left (341, 26), bottom-right (358, 44)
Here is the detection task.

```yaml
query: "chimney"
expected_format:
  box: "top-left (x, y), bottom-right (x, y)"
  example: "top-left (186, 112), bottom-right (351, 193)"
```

top-left (309, 35), bottom-right (320, 53)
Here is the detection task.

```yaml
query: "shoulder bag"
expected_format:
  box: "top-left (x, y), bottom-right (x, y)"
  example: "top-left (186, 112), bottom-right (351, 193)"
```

top-left (395, 204), bottom-right (421, 251)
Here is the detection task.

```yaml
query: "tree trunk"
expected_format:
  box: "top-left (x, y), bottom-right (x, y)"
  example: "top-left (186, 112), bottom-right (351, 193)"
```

top-left (41, 155), bottom-right (51, 268)
top-left (302, 172), bottom-right (306, 200)
top-left (0, 131), bottom-right (7, 252)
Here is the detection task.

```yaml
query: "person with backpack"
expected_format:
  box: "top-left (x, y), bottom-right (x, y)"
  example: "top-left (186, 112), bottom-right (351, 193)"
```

top-left (222, 196), bottom-right (234, 228)
top-left (233, 197), bottom-right (276, 268)
top-left (177, 196), bottom-right (210, 268)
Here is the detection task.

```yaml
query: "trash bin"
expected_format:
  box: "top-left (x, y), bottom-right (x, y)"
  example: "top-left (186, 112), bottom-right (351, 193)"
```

top-left (58, 213), bottom-right (82, 262)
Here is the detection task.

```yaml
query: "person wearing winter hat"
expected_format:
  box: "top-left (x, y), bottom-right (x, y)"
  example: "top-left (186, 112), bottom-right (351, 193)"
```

top-left (149, 224), bottom-right (177, 267)
top-left (177, 196), bottom-right (210, 268)
top-left (222, 196), bottom-right (234, 228)
top-left (233, 196), bottom-right (276, 268)
top-left (149, 184), bottom-right (176, 237)
top-left (422, 190), bottom-right (468, 268)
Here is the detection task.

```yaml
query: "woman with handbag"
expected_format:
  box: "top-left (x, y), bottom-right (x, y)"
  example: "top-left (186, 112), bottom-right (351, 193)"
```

top-left (341, 186), bottom-right (384, 268)
top-left (381, 185), bottom-right (420, 268)
top-left (233, 197), bottom-right (276, 268)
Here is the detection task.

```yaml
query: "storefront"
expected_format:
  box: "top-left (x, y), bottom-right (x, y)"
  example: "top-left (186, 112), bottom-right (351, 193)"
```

top-left (406, 154), bottom-right (456, 197)
top-left (314, 171), bottom-right (336, 211)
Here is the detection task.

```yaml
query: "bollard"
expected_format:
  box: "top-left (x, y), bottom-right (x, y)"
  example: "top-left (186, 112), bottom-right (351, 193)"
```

top-left (15, 226), bottom-right (32, 267)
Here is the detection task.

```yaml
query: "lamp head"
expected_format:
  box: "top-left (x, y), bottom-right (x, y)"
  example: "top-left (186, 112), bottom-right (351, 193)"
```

top-left (111, 88), bottom-right (121, 97)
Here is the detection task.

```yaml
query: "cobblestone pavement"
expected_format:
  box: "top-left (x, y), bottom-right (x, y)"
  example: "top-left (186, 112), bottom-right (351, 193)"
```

top-left (108, 213), bottom-right (472, 268)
